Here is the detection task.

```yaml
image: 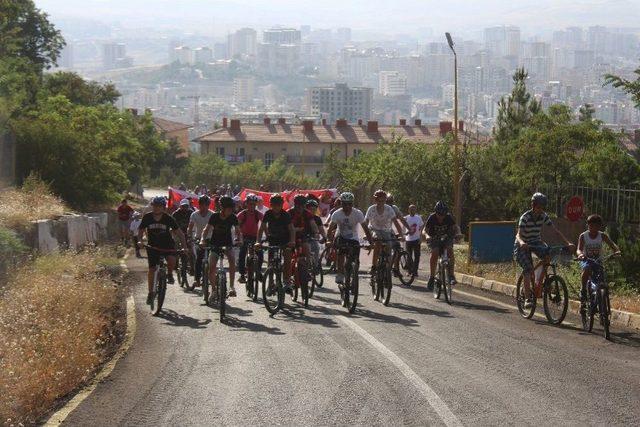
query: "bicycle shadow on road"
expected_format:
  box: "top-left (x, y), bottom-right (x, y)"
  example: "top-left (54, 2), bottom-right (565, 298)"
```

top-left (391, 302), bottom-right (454, 318)
top-left (530, 319), bottom-right (640, 347)
top-left (156, 309), bottom-right (212, 329)
top-left (279, 304), bottom-right (340, 329)
top-left (223, 315), bottom-right (285, 335)
top-left (452, 300), bottom-right (510, 315)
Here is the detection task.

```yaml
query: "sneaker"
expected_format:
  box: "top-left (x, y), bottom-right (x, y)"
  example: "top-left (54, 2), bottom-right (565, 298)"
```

top-left (167, 274), bottom-right (175, 284)
top-left (336, 273), bottom-right (345, 284)
top-left (228, 288), bottom-right (237, 297)
top-left (449, 276), bottom-right (457, 286)
top-left (146, 292), bottom-right (155, 305)
top-left (426, 277), bottom-right (435, 291)
top-left (524, 298), bottom-right (534, 309)
top-left (238, 275), bottom-right (246, 284)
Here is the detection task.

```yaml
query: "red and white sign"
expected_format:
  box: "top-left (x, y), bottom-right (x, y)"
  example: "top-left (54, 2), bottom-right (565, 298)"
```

top-left (566, 196), bottom-right (584, 222)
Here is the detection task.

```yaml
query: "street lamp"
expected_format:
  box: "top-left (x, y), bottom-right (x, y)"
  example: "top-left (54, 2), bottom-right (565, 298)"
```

top-left (445, 32), bottom-right (461, 224)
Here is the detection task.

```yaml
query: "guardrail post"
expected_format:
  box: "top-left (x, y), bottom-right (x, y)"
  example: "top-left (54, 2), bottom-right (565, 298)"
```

top-left (616, 185), bottom-right (621, 221)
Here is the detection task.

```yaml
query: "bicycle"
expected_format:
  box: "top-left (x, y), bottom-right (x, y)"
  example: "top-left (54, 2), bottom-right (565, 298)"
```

top-left (393, 242), bottom-right (415, 286)
top-left (336, 241), bottom-right (369, 313)
top-left (259, 245), bottom-right (286, 315)
top-left (370, 238), bottom-right (398, 306)
top-left (578, 253), bottom-right (619, 340)
top-left (244, 239), bottom-right (262, 302)
top-left (204, 246), bottom-right (233, 322)
top-left (144, 245), bottom-right (181, 316)
top-left (430, 237), bottom-right (454, 304)
top-left (291, 240), bottom-right (311, 308)
top-left (176, 239), bottom-right (194, 291)
top-left (516, 245), bottom-right (570, 324)
top-left (320, 244), bottom-right (337, 274)
top-left (308, 238), bottom-right (324, 298)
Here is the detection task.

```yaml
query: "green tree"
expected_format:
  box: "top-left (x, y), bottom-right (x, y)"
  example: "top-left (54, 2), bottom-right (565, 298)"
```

top-left (41, 72), bottom-right (120, 106)
top-left (494, 67), bottom-right (541, 144)
top-left (605, 66), bottom-right (640, 108)
top-left (578, 103), bottom-right (596, 122)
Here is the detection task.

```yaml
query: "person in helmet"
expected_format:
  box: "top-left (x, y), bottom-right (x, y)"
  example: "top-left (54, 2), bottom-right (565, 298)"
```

top-left (365, 190), bottom-right (403, 282)
top-left (256, 194), bottom-right (296, 292)
top-left (187, 195), bottom-right (213, 287)
top-left (200, 195), bottom-right (242, 299)
top-left (171, 198), bottom-right (195, 281)
top-left (385, 193), bottom-right (411, 277)
top-left (285, 194), bottom-right (319, 293)
top-left (327, 192), bottom-right (373, 285)
top-left (404, 204), bottom-right (424, 277)
top-left (324, 198), bottom-right (342, 227)
top-left (514, 192), bottom-right (574, 308)
top-left (425, 201), bottom-right (458, 289)
top-left (237, 193), bottom-right (264, 284)
top-left (305, 198), bottom-right (327, 269)
top-left (137, 196), bottom-right (188, 305)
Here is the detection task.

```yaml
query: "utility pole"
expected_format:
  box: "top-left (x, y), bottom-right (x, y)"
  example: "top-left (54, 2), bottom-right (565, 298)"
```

top-left (446, 32), bottom-right (462, 223)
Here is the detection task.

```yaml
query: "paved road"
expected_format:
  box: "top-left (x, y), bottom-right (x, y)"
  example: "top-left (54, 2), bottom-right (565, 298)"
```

top-left (63, 252), bottom-right (640, 426)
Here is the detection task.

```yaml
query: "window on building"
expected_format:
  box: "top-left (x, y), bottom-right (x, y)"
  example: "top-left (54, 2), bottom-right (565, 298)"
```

top-left (215, 146), bottom-right (225, 156)
top-left (316, 171), bottom-right (321, 178)
top-left (236, 147), bottom-right (245, 156)
top-left (353, 148), bottom-right (362, 157)
top-left (265, 152), bottom-right (274, 167)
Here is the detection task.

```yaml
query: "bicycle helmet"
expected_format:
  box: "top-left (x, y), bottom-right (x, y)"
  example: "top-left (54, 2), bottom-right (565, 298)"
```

top-left (293, 194), bottom-right (307, 207)
top-left (219, 195), bottom-right (234, 209)
top-left (179, 198), bottom-right (190, 207)
top-left (339, 192), bottom-right (355, 203)
top-left (531, 192), bottom-right (548, 207)
top-left (270, 194), bottom-right (284, 205)
top-left (198, 194), bottom-right (211, 205)
top-left (151, 196), bottom-right (167, 207)
top-left (246, 193), bottom-right (259, 202)
top-left (434, 201), bottom-right (448, 215)
top-left (373, 189), bottom-right (387, 198)
top-left (306, 199), bottom-right (319, 208)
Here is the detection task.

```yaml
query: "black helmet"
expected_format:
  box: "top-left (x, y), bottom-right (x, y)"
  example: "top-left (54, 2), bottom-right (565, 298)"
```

top-left (219, 196), bottom-right (234, 209)
top-left (151, 196), bottom-right (167, 207)
top-left (531, 192), bottom-right (548, 207)
top-left (270, 194), bottom-right (284, 205)
top-left (293, 194), bottom-right (307, 207)
top-left (434, 201), bottom-right (448, 215)
top-left (198, 195), bottom-right (211, 206)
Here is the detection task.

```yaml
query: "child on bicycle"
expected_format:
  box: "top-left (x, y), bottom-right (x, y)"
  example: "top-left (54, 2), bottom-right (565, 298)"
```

top-left (425, 201), bottom-right (457, 290)
top-left (514, 193), bottom-right (574, 308)
top-left (576, 214), bottom-right (620, 301)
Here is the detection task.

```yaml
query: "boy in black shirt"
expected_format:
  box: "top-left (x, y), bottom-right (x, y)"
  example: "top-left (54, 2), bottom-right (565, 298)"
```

top-left (138, 196), bottom-right (188, 305)
top-left (424, 201), bottom-right (457, 289)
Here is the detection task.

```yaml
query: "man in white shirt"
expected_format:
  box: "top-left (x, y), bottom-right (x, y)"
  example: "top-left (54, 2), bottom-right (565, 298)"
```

top-left (129, 212), bottom-right (142, 258)
top-left (365, 190), bottom-right (403, 275)
top-left (187, 195), bottom-right (213, 287)
top-left (404, 205), bottom-right (424, 277)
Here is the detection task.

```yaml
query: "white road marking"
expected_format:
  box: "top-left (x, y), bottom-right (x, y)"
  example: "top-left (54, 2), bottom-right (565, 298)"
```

top-left (334, 312), bottom-right (463, 426)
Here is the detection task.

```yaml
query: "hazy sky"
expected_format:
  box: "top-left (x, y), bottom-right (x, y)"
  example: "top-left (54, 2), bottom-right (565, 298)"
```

top-left (36, 0), bottom-right (640, 37)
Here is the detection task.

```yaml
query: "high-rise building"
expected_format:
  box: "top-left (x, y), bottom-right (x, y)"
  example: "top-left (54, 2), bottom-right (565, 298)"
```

top-left (102, 42), bottom-right (127, 70)
top-left (378, 71), bottom-right (407, 96)
top-left (213, 42), bottom-right (228, 60)
top-left (484, 26), bottom-right (520, 58)
top-left (336, 27), bottom-right (352, 43)
top-left (233, 76), bottom-right (255, 106)
top-left (306, 83), bottom-right (372, 123)
top-left (174, 46), bottom-right (193, 65)
top-left (193, 47), bottom-right (213, 64)
top-left (228, 28), bottom-right (257, 59)
top-left (263, 28), bottom-right (301, 45)
top-left (257, 43), bottom-right (301, 76)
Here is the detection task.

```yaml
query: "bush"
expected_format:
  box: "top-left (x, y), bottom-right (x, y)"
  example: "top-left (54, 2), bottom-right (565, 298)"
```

top-left (0, 226), bottom-right (27, 278)
top-left (0, 175), bottom-right (66, 229)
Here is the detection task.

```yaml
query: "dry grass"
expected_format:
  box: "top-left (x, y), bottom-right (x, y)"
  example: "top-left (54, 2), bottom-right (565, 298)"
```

top-left (0, 183), bottom-right (67, 230)
top-left (0, 250), bottom-right (123, 425)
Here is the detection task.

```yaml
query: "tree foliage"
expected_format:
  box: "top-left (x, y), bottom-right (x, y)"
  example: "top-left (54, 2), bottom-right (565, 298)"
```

top-left (605, 67), bottom-right (640, 109)
top-left (41, 72), bottom-right (120, 106)
top-left (494, 67), bottom-right (541, 144)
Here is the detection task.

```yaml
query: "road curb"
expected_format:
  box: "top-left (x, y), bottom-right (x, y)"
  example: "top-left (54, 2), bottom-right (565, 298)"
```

top-left (455, 272), bottom-right (640, 331)
top-left (44, 253), bottom-right (137, 426)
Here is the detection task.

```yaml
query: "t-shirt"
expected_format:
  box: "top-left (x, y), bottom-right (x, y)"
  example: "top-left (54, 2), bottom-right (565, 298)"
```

top-left (405, 214), bottom-right (424, 242)
top-left (139, 212), bottom-right (178, 248)
top-left (425, 213), bottom-right (456, 239)
top-left (172, 207), bottom-right (194, 232)
top-left (207, 212), bottom-right (238, 246)
top-left (262, 209), bottom-right (292, 243)
top-left (391, 204), bottom-right (403, 218)
top-left (517, 210), bottom-right (553, 244)
top-left (331, 208), bottom-right (365, 240)
top-left (117, 204), bottom-right (133, 221)
top-left (287, 208), bottom-right (314, 240)
top-left (365, 204), bottom-right (396, 231)
top-left (257, 205), bottom-right (268, 215)
top-left (129, 218), bottom-right (141, 233)
top-left (237, 209), bottom-right (263, 238)
top-left (190, 210), bottom-right (213, 240)
top-left (580, 231), bottom-right (603, 259)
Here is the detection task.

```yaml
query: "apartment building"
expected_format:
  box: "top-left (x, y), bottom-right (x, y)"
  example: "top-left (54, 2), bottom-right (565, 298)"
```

top-left (379, 71), bottom-right (407, 96)
top-left (193, 117), bottom-right (473, 177)
top-left (306, 83), bottom-right (372, 124)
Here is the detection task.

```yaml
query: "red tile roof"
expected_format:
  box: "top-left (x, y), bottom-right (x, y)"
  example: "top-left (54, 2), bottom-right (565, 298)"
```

top-left (153, 117), bottom-right (191, 133)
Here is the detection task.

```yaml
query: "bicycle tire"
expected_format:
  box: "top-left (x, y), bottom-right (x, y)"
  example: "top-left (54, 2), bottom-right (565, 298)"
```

top-left (185, 261), bottom-right (195, 291)
top-left (320, 247), bottom-right (336, 274)
top-left (375, 266), bottom-right (385, 302)
top-left (309, 268), bottom-right (316, 298)
top-left (262, 268), bottom-right (280, 315)
top-left (443, 269), bottom-right (452, 305)
top-left (601, 288), bottom-right (611, 340)
top-left (516, 273), bottom-right (536, 319)
top-left (341, 263), bottom-right (350, 308)
top-left (177, 257), bottom-right (184, 287)
top-left (316, 259), bottom-right (324, 288)
top-left (181, 261), bottom-right (191, 290)
top-left (382, 268), bottom-right (392, 306)
top-left (543, 275), bottom-right (568, 325)
top-left (347, 263), bottom-right (359, 314)
top-left (153, 271), bottom-right (166, 316)
top-left (218, 273), bottom-right (226, 321)
top-left (202, 260), bottom-right (210, 304)
top-left (252, 258), bottom-right (261, 302)
top-left (434, 263), bottom-right (444, 300)
top-left (397, 251), bottom-right (415, 286)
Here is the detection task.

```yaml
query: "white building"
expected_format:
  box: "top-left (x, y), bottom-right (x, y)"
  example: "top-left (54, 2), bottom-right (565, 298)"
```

top-left (257, 43), bottom-right (300, 76)
top-left (378, 71), bottom-right (407, 96)
top-left (233, 77), bottom-right (255, 106)
top-left (263, 28), bottom-right (301, 45)
top-left (174, 46), bottom-right (193, 65)
top-left (193, 47), bottom-right (213, 64)
top-left (228, 28), bottom-right (257, 59)
top-left (306, 83), bottom-right (372, 123)
top-left (102, 42), bottom-right (128, 70)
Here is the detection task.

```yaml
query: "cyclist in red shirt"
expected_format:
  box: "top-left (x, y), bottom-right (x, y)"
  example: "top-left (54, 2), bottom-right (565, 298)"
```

top-left (287, 194), bottom-right (319, 289)
top-left (237, 193), bottom-right (264, 283)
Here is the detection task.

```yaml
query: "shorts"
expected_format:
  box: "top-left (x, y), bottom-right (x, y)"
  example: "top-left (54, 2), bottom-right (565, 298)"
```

top-left (513, 241), bottom-right (550, 274)
top-left (335, 236), bottom-right (361, 257)
top-left (371, 229), bottom-right (395, 242)
top-left (209, 246), bottom-right (235, 263)
top-left (147, 245), bottom-right (175, 268)
top-left (268, 237), bottom-right (289, 247)
top-left (428, 237), bottom-right (453, 250)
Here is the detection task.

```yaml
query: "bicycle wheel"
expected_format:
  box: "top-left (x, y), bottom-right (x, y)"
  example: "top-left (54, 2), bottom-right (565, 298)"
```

top-left (262, 268), bottom-right (281, 315)
top-left (516, 273), bottom-right (536, 319)
top-left (202, 260), bottom-right (210, 304)
top-left (181, 261), bottom-right (191, 290)
top-left (246, 261), bottom-right (254, 298)
top-left (316, 259), bottom-right (324, 288)
top-left (321, 247), bottom-right (336, 274)
top-left (185, 258), bottom-right (195, 291)
top-left (382, 268), bottom-right (392, 306)
top-left (153, 271), bottom-right (166, 316)
top-left (218, 273), bottom-right (226, 321)
top-left (375, 266), bottom-right (385, 302)
top-left (347, 263), bottom-right (359, 314)
top-left (543, 275), bottom-right (568, 325)
top-left (176, 257), bottom-right (184, 287)
top-left (252, 257), bottom-right (261, 302)
top-left (443, 267), bottom-right (452, 305)
top-left (600, 288), bottom-right (611, 340)
top-left (434, 263), bottom-right (444, 300)
top-left (397, 251), bottom-right (415, 286)
top-left (341, 263), bottom-right (350, 308)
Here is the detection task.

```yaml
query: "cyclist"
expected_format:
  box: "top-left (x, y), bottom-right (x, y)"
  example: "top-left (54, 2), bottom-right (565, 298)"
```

top-left (425, 201), bottom-right (457, 290)
top-left (327, 192), bottom-right (373, 285)
top-left (172, 198), bottom-right (195, 280)
top-left (404, 204), bottom-right (424, 277)
top-left (287, 194), bottom-right (320, 291)
top-left (187, 195), bottom-right (213, 287)
top-left (256, 194), bottom-right (296, 292)
top-left (256, 195), bottom-right (268, 215)
top-left (306, 198), bottom-right (327, 263)
top-left (324, 198), bottom-right (342, 227)
top-left (576, 214), bottom-right (620, 301)
top-left (137, 196), bottom-right (187, 305)
top-left (365, 190), bottom-right (403, 276)
top-left (200, 196), bottom-right (241, 298)
top-left (237, 193), bottom-right (264, 284)
top-left (514, 192), bottom-right (574, 308)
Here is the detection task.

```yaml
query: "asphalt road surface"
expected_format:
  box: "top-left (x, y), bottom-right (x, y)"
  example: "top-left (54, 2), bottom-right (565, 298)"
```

top-left (62, 252), bottom-right (640, 426)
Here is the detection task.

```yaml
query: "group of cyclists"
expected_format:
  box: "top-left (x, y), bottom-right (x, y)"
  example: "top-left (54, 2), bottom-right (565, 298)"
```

top-left (133, 187), bottom-right (622, 332)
